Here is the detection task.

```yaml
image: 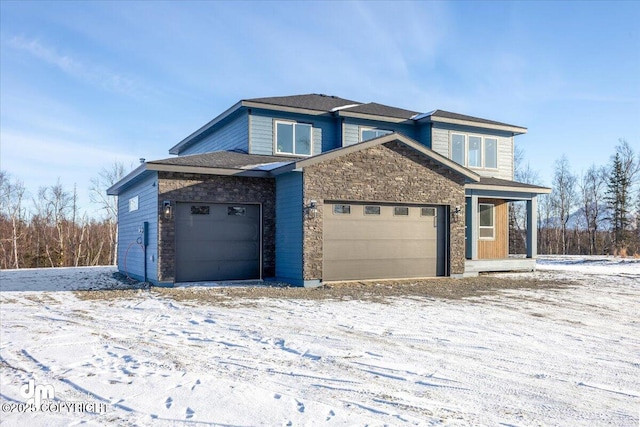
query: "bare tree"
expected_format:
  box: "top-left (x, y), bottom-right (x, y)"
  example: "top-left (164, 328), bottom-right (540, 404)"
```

top-left (0, 171), bottom-right (27, 268)
top-left (90, 161), bottom-right (127, 265)
top-left (579, 165), bottom-right (608, 255)
top-left (34, 180), bottom-right (73, 267)
top-left (551, 156), bottom-right (577, 254)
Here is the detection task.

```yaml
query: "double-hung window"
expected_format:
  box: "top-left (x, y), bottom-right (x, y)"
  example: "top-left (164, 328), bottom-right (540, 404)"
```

top-left (450, 133), bottom-right (498, 169)
top-left (275, 121), bottom-right (312, 156)
top-left (360, 127), bottom-right (392, 142)
top-left (478, 203), bottom-right (495, 239)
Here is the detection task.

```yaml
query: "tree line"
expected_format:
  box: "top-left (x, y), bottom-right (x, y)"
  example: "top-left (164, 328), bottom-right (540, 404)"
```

top-left (0, 163), bottom-right (125, 269)
top-left (1, 140), bottom-right (638, 271)
top-left (510, 139), bottom-right (640, 257)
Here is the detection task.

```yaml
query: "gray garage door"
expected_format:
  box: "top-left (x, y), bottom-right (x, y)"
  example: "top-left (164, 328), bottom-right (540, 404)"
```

top-left (323, 203), bottom-right (445, 281)
top-left (175, 203), bottom-right (260, 282)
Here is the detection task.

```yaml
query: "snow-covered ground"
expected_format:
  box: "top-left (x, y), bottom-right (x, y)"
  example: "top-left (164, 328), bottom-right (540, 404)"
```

top-left (1, 257), bottom-right (638, 426)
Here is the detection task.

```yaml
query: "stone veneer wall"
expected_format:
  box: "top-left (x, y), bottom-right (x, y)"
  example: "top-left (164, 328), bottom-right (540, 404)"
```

top-left (302, 141), bottom-right (467, 280)
top-left (157, 172), bottom-right (275, 282)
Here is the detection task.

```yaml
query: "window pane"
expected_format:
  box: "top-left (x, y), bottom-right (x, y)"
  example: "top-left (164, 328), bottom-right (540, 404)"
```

top-left (394, 206), bottom-right (409, 216)
top-left (468, 136), bottom-right (482, 167)
top-left (227, 206), bottom-right (246, 216)
top-left (479, 204), bottom-right (493, 226)
top-left (421, 207), bottom-right (436, 217)
top-left (276, 122), bottom-right (293, 154)
top-left (294, 123), bottom-right (312, 155)
top-left (361, 128), bottom-right (392, 142)
top-left (364, 205), bottom-right (380, 215)
top-left (191, 206), bottom-right (210, 215)
top-left (485, 138), bottom-right (497, 169)
top-left (333, 204), bottom-right (351, 214)
top-left (361, 129), bottom-right (377, 141)
top-left (451, 134), bottom-right (465, 165)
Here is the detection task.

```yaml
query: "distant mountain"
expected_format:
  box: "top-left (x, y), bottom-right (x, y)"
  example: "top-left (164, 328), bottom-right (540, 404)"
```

top-left (539, 204), bottom-right (637, 231)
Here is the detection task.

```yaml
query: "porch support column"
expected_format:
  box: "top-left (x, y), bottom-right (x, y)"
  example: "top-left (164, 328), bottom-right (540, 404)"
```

top-left (470, 194), bottom-right (479, 260)
top-left (526, 195), bottom-right (538, 258)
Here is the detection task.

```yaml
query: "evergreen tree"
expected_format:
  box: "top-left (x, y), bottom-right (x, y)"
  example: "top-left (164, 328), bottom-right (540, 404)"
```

top-left (606, 153), bottom-right (630, 253)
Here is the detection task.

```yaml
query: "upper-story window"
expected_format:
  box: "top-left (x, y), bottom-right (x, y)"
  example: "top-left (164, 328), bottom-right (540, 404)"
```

top-left (360, 127), bottom-right (392, 142)
top-left (450, 133), bottom-right (498, 169)
top-left (275, 120), bottom-right (312, 156)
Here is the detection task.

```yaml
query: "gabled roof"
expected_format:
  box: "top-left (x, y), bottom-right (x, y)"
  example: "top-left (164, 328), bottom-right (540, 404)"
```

top-left (246, 94), bottom-right (361, 112)
top-left (169, 94), bottom-right (528, 155)
top-left (270, 133), bottom-right (481, 182)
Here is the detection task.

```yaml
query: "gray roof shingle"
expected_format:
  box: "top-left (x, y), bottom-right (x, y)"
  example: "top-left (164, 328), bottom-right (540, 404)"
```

top-left (246, 94), bottom-right (361, 112)
top-left (340, 102), bottom-right (419, 119)
top-left (149, 151), bottom-right (298, 170)
top-left (245, 95), bottom-right (522, 128)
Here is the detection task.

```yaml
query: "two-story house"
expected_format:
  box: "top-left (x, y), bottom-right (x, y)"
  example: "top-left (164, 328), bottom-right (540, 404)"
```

top-left (107, 94), bottom-right (550, 286)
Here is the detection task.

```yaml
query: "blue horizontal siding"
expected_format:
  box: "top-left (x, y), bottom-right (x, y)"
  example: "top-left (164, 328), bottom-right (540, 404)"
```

top-left (341, 118), bottom-right (419, 147)
top-left (275, 172), bottom-right (303, 285)
top-left (181, 112), bottom-right (248, 155)
top-left (117, 172), bottom-right (158, 283)
top-left (417, 122), bottom-right (432, 149)
top-left (249, 109), bottom-right (337, 155)
top-left (432, 123), bottom-right (514, 180)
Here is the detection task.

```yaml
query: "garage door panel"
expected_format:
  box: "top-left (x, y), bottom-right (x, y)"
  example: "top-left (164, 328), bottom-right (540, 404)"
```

top-left (176, 222), bottom-right (258, 242)
top-left (176, 260), bottom-right (260, 281)
top-left (323, 203), bottom-right (443, 281)
top-left (326, 258), bottom-right (437, 281)
top-left (324, 223), bottom-right (434, 240)
top-left (324, 239), bottom-right (437, 260)
top-left (175, 203), bottom-right (260, 282)
top-left (178, 242), bottom-right (259, 262)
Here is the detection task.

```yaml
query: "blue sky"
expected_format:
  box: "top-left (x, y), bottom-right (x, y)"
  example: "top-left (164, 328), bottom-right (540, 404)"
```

top-left (1, 0), bottom-right (639, 215)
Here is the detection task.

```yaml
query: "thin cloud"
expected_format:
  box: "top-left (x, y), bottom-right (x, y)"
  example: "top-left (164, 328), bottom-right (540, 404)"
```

top-left (7, 36), bottom-right (137, 96)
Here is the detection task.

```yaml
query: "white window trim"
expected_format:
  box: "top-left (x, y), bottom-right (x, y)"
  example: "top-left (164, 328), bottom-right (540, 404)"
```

top-left (359, 126), bottom-right (392, 142)
top-left (478, 203), bottom-right (495, 240)
top-left (450, 132), bottom-right (499, 170)
top-left (128, 196), bottom-right (139, 212)
top-left (274, 120), bottom-right (313, 157)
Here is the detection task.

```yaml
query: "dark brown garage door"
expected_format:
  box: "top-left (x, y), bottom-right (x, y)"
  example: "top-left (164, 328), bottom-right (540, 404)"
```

top-left (175, 203), bottom-right (260, 282)
top-left (323, 203), bottom-right (445, 281)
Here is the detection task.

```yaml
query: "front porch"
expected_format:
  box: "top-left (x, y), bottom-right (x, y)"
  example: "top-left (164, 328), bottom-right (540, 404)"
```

top-left (463, 177), bottom-right (551, 276)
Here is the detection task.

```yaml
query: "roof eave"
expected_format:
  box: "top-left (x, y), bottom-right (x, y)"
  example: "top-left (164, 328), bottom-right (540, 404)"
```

top-left (169, 101), bottom-right (244, 155)
top-left (465, 182), bottom-right (551, 194)
top-left (106, 164), bottom-right (149, 195)
top-left (336, 110), bottom-right (412, 123)
top-left (241, 100), bottom-right (332, 116)
top-left (421, 116), bottom-right (527, 135)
